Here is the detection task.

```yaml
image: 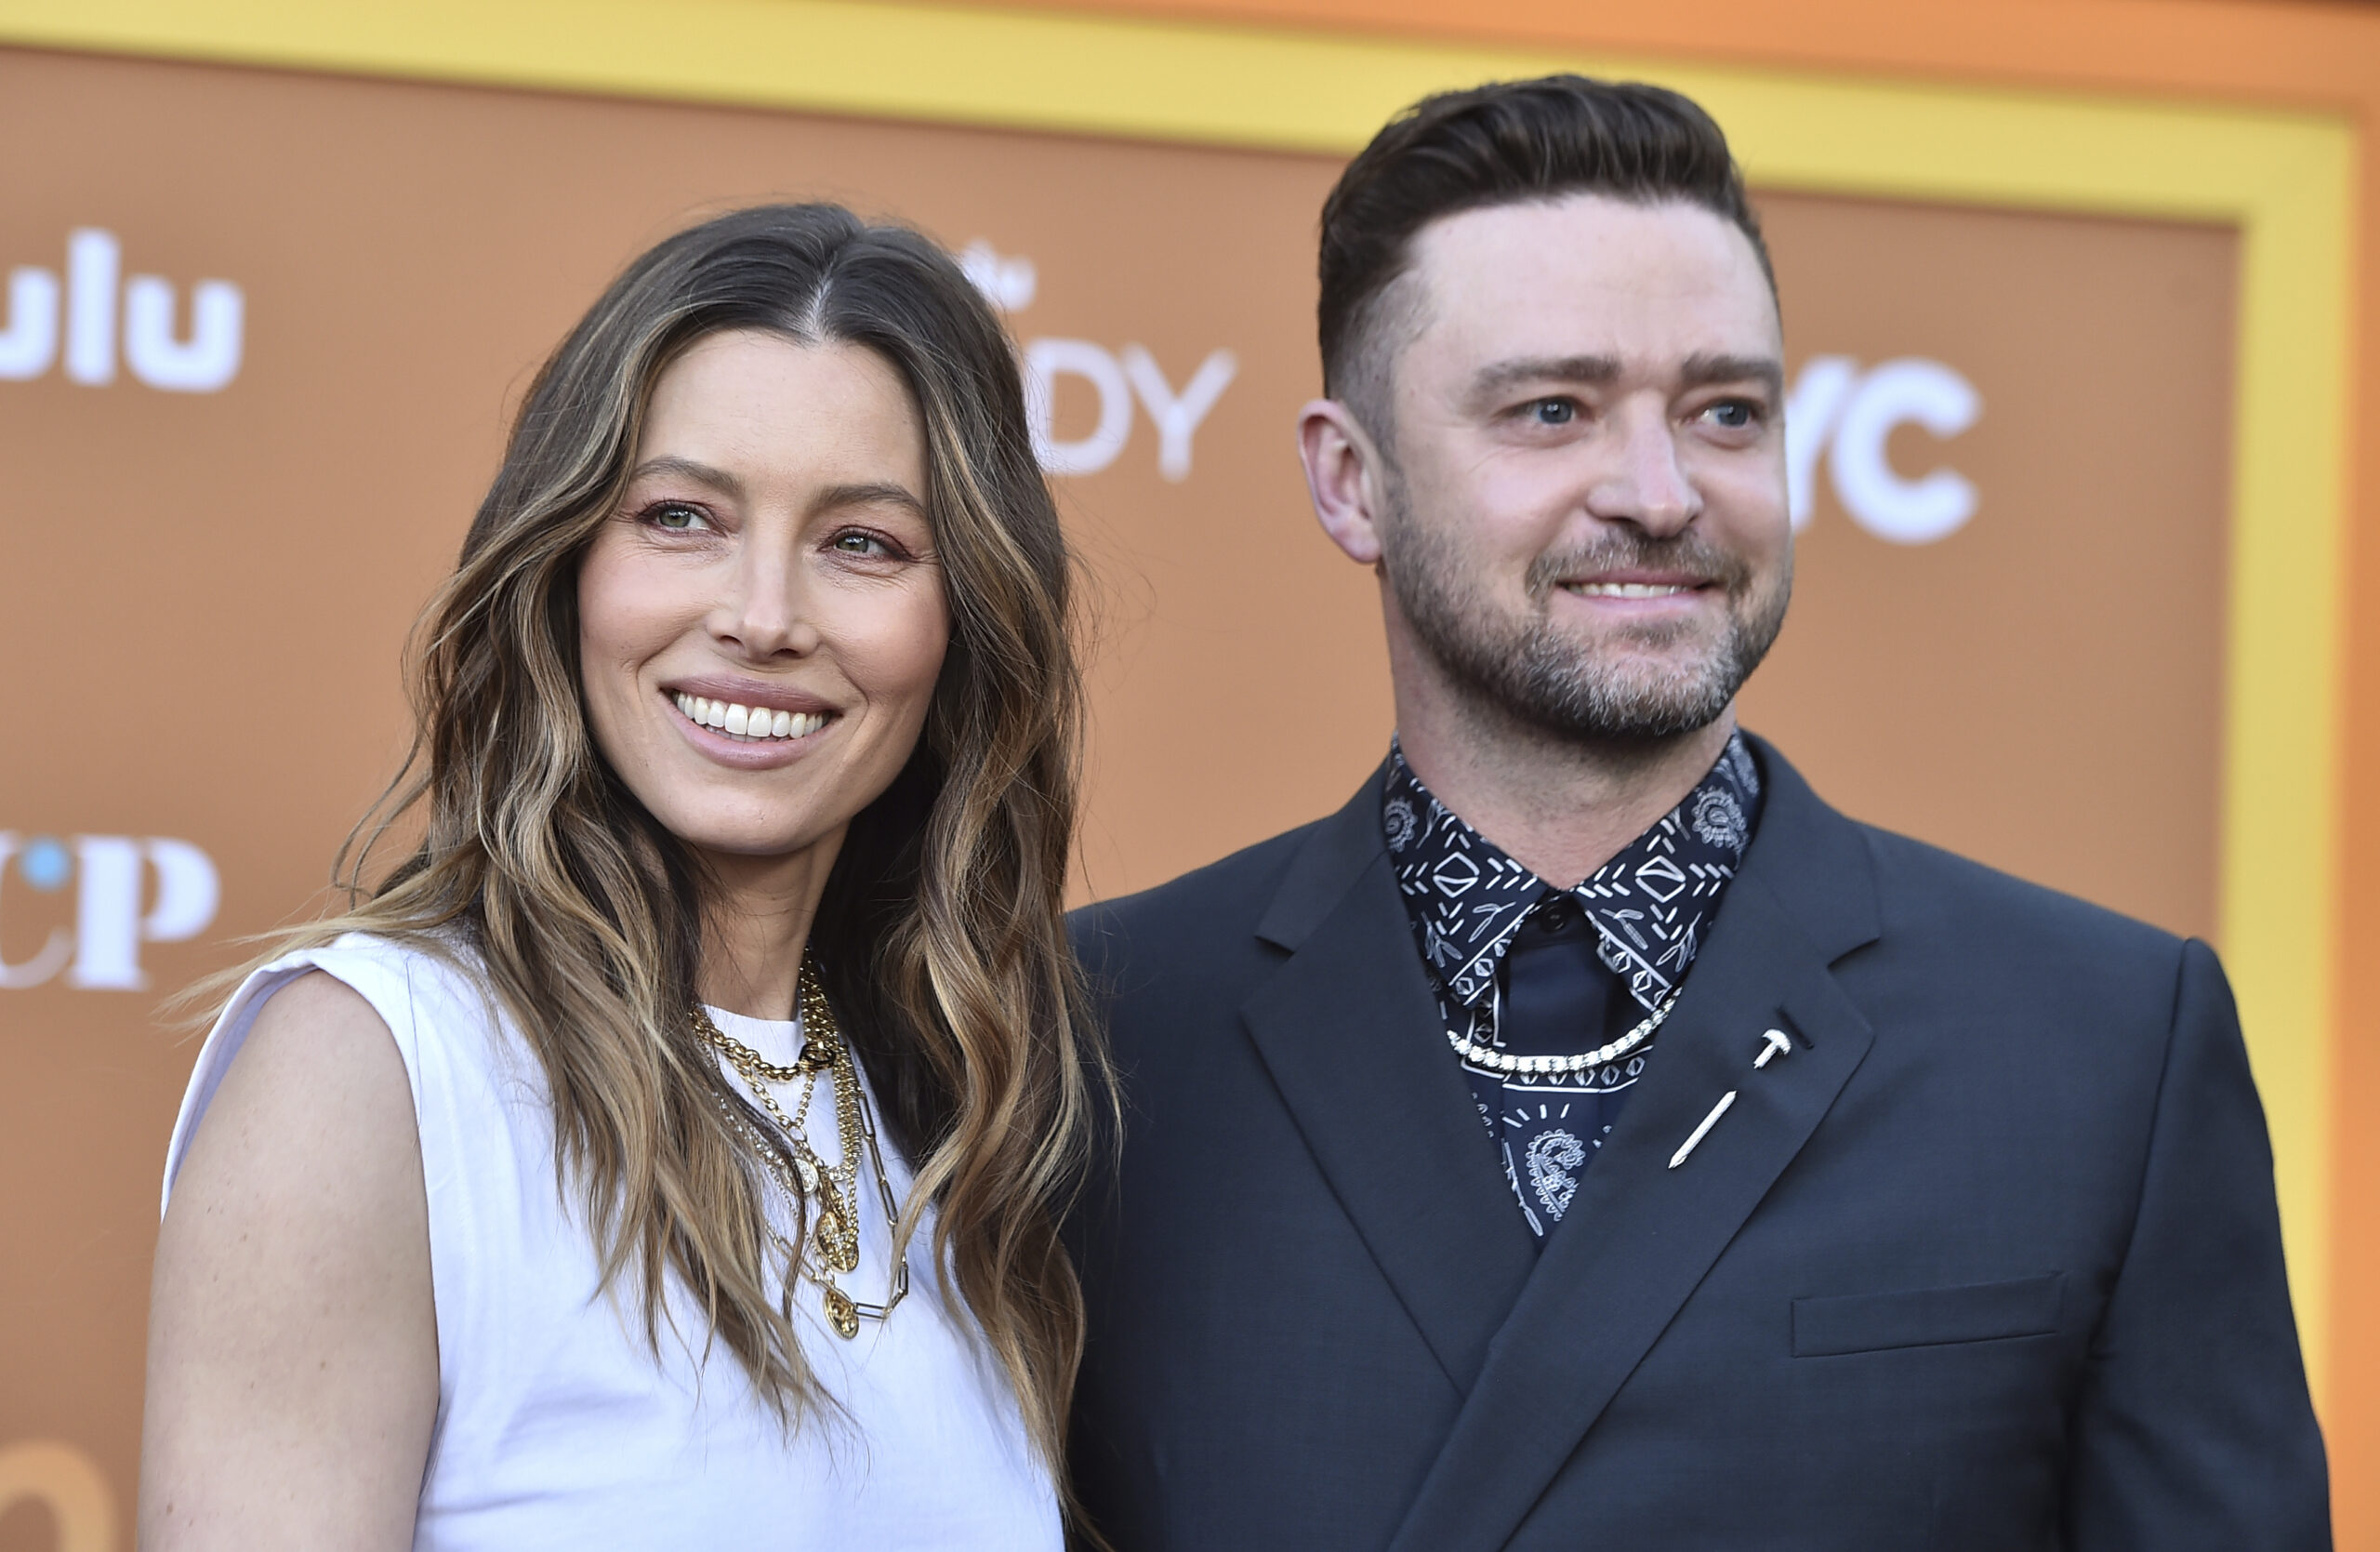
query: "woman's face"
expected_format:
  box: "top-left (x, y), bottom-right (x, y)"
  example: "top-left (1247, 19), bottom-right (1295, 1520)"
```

top-left (577, 329), bottom-right (948, 869)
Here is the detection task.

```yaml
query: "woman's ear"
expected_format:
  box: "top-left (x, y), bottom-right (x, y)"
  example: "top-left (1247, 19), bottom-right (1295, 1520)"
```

top-left (1296, 399), bottom-right (1392, 567)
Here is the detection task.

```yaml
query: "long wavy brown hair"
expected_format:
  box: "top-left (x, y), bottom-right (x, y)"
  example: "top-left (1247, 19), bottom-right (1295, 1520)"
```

top-left (217, 204), bottom-right (1104, 1476)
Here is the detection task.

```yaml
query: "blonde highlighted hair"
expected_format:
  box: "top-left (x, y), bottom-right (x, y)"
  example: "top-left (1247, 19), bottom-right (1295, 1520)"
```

top-left (216, 205), bottom-right (1104, 1479)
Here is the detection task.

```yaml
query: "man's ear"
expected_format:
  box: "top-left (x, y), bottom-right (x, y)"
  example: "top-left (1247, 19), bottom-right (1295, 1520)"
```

top-left (1297, 399), bottom-right (1392, 567)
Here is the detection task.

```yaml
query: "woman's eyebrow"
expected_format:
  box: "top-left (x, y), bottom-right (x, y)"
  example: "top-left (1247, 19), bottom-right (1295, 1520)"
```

top-left (813, 481), bottom-right (929, 520)
top-left (628, 455), bottom-right (745, 497)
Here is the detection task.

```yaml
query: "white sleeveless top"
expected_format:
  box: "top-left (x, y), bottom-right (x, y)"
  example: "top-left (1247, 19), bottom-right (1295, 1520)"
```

top-left (162, 934), bottom-right (1062, 1552)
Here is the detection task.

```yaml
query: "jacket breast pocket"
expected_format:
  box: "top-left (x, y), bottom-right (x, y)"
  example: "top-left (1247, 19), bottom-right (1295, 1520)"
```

top-left (1791, 1272), bottom-right (2065, 1358)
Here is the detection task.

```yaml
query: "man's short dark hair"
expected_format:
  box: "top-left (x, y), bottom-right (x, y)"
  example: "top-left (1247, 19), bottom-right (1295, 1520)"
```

top-left (1318, 75), bottom-right (1773, 439)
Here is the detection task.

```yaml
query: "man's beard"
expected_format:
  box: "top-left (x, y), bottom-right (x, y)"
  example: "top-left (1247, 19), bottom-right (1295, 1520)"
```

top-left (1382, 487), bottom-right (1792, 746)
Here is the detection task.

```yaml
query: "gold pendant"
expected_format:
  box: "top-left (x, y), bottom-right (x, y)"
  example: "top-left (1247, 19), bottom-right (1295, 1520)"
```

top-left (813, 1209), bottom-right (858, 1274)
top-left (821, 1284), bottom-right (860, 1339)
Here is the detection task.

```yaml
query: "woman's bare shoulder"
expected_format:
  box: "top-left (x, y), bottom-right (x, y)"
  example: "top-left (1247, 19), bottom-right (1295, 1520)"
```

top-left (246, 963), bottom-right (402, 1055)
top-left (174, 967), bottom-right (421, 1198)
top-left (143, 968), bottom-right (436, 1552)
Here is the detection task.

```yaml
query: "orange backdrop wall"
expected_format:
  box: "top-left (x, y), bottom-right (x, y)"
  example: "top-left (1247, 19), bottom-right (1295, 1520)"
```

top-left (0, 0), bottom-right (2370, 1545)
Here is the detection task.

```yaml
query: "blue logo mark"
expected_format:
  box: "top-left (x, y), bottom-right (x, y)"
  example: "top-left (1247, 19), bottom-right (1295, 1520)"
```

top-left (18, 836), bottom-right (71, 893)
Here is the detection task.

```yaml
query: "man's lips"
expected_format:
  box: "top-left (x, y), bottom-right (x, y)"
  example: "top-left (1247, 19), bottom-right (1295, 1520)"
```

top-left (1555, 575), bottom-right (1716, 599)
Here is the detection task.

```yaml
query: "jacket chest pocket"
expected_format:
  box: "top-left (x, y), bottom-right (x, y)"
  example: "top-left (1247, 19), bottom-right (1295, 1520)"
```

top-left (1792, 1272), bottom-right (2065, 1357)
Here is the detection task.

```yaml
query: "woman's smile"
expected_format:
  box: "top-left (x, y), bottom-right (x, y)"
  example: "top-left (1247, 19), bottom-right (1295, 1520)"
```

top-left (671, 691), bottom-right (831, 743)
top-left (658, 670), bottom-right (846, 765)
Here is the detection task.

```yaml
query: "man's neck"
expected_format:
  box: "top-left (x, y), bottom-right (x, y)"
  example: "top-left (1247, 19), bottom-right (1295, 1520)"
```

top-left (1394, 675), bottom-right (1736, 889)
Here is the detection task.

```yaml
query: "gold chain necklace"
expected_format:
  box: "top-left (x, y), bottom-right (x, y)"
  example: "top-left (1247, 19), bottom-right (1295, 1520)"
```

top-left (694, 959), bottom-right (908, 1338)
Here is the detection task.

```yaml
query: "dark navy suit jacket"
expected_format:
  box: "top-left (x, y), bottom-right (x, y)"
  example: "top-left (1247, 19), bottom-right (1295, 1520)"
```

top-left (1066, 739), bottom-right (2328, 1550)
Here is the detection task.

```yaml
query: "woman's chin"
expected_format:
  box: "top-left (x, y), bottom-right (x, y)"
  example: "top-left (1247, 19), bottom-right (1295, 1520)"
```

top-left (665, 823), bottom-right (842, 867)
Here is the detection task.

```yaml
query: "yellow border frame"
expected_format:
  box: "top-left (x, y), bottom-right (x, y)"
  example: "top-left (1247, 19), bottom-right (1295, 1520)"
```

top-left (0, 0), bottom-right (2353, 1392)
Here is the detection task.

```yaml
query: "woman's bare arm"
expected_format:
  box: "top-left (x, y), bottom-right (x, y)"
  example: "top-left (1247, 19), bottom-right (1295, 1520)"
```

top-left (140, 971), bottom-right (438, 1551)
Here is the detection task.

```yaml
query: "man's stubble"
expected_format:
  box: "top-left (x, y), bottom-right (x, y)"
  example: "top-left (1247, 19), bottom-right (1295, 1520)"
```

top-left (1378, 469), bottom-right (1792, 748)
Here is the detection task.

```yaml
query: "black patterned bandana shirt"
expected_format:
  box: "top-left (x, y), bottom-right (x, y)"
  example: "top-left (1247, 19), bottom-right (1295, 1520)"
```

top-left (1383, 733), bottom-right (1764, 1238)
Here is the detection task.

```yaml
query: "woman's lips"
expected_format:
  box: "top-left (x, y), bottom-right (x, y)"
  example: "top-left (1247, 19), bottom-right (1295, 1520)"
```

top-left (663, 689), bottom-right (836, 768)
top-left (670, 690), bottom-right (830, 743)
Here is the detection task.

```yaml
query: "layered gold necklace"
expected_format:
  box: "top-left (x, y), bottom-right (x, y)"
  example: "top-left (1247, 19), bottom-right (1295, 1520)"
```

top-left (694, 959), bottom-right (907, 1339)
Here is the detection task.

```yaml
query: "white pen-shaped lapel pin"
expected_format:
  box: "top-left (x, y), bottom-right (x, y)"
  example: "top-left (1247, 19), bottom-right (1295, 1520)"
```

top-left (1669, 1090), bottom-right (1738, 1169)
top-left (1756, 1028), bottom-right (1792, 1068)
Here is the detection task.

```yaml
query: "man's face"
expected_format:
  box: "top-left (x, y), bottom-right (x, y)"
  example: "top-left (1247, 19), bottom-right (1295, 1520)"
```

top-left (1370, 193), bottom-right (1792, 744)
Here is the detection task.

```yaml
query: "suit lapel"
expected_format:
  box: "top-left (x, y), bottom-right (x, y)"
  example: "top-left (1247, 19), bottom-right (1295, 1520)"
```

top-left (1240, 773), bottom-right (1539, 1394)
top-left (1385, 742), bottom-right (1884, 1552)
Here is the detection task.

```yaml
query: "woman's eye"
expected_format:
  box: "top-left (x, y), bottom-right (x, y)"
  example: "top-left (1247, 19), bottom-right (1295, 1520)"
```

top-left (642, 501), bottom-right (711, 531)
top-left (831, 530), bottom-right (897, 558)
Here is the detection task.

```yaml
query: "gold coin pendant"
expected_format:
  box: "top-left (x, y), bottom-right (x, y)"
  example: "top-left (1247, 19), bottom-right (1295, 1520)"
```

top-left (821, 1285), bottom-right (860, 1340)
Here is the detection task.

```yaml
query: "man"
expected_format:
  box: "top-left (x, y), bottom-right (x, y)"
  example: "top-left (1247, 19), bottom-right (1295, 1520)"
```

top-left (1066, 75), bottom-right (2329, 1550)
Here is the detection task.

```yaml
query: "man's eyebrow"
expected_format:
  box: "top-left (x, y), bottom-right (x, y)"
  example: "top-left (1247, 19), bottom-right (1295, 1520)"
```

top-left (1469, 355), bottom-right (1622, 399)
top-left (1679, 352), bottom-right (1786, 397)
top-left (627, 455), bottom-right (745, 498)
top-left (1466, 352), bottom-right (1785, 402)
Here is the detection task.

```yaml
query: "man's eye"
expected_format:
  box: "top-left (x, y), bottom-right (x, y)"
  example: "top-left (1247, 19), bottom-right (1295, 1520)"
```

top-left (1705, 400), bottom-right (1758, 430)
top-left (1529, 399), bottom-right (1576, 426)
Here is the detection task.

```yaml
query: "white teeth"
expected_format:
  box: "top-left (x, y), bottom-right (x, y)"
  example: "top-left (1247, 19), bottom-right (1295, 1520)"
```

top-left (1572, 581), bottom-right (1691, 598)
top-left (672, 693), bottom-right (827, 741)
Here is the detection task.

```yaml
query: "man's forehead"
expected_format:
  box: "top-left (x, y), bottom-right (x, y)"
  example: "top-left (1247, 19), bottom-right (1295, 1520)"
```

top-left (1403, 193), bottom-right (1780, 365)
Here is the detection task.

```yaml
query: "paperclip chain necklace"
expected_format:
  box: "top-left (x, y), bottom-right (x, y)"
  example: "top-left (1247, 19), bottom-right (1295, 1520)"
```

top-left (694, 959), bottom-right (908, 1338)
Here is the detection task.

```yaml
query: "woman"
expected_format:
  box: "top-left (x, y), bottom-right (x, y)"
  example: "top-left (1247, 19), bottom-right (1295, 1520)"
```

top-left (140, 205), bottom-right (1102, 1549)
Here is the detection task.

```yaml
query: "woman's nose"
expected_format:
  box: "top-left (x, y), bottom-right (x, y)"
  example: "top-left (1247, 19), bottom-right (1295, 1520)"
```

top-left (709, 538), bottom-right (821, 660)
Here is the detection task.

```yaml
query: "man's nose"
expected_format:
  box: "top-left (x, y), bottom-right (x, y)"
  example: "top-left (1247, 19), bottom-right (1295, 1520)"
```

top-left (1589, 404), bottom-right (1701, 537)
